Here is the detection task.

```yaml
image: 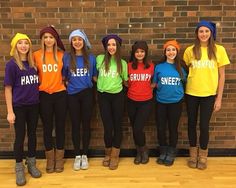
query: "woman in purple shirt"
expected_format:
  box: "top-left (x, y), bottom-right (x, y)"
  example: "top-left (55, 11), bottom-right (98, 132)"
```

top-left (4, 33), bottom-right (41, 186)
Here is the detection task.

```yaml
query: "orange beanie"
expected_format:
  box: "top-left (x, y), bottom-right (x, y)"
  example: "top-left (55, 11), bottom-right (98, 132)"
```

top-left (163, 40), bottom-right (180, 51)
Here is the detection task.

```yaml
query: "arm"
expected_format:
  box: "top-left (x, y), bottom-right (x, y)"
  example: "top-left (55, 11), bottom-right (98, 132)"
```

top-left (5, 86), bottom-right (15, 126)
top-left (214, 66), bottom-right (225, 112)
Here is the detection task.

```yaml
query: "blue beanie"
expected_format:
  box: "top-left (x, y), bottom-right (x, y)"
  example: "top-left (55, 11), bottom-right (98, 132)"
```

top-left (196, 20), bottom-right (216, 40)
top-left (69, 29), bottom-right (91, 49)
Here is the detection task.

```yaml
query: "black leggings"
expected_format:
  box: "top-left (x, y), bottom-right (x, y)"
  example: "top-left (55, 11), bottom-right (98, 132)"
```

top-left (156, 100), bottom-right (183, 148)
top-left (39, 91), bottom-right (67, 151)
top-left (185, 94), bottom-right (215, 150)
top-left (127, 98), bottom-right (153, 147)
top-left (68, 88), bottom-right (93, 156)
top-left (98, 91), bottom-right (124, 148)
top-left (13, 104), bottom-right (39, 162)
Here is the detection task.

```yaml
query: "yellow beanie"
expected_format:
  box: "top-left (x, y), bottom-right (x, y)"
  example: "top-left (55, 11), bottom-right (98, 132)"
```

top-left (10, 33), bottom-right (31, 56)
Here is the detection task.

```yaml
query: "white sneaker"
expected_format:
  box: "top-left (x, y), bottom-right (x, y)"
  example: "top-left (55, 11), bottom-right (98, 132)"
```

top-left (81, 155), bottom-right (89, 170)
top-left (73, 155), bottom-right (81, 171)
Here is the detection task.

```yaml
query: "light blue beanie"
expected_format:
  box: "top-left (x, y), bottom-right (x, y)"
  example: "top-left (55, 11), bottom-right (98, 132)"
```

top-left (69, 29), bottom-right (91, 49)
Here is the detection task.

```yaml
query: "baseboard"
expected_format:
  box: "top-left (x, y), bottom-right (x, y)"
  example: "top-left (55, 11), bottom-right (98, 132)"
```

top-left (0, 148), bottom-right (236, 159)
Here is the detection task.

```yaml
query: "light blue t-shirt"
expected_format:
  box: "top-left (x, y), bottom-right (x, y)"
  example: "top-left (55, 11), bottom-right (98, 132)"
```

top-left (62, 53), bottom-right (97, 94)
top-left (153, 61), bottom-right (187, 103)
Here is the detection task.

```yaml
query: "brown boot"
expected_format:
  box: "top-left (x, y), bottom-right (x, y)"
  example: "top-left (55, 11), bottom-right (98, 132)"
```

top-left (187, 147), bottom-right (198, 168)
top-left (45, 149), bottom-right (55, 173)
top-left (55, 149), bottom-right (64, 173)
top-left (197, 148), bottom-right (208, 170)
top-left (109, 147), bottom-right (120, 170)
top-left (103, 148), bottom-right (112, 167)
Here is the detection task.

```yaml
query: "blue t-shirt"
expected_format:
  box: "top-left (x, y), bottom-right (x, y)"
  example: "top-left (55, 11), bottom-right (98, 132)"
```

top-left (62, 53), bottom-right (97, 94)
top-left (153, 61), bottom-right (187, 103)
top-left (4, 59), bottom-right (39, 107)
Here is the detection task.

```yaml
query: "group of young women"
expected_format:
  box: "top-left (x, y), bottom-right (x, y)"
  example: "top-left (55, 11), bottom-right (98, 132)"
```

top-left (4, 20), bottom-right (230, 186)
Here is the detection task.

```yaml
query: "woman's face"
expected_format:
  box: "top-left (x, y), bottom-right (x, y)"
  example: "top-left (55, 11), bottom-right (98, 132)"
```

top-left (71, 36), bottom-right (84, 53)
top-left (16, 39), bottom-right (30, 56)
top-left (107, 38), bottom-right (117, 56)
top-left (43, 33), bottom-right (56, 49)
top-left (198, 26), bottom-right (211, 44)
top-left (135, 48), bottom-right (146, 62)
top-left (165, 45), bottom-right (177, 63)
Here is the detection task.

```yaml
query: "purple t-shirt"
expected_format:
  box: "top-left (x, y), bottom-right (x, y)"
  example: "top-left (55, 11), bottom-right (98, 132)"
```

top-left (4, 58), bottom-right (39, 107)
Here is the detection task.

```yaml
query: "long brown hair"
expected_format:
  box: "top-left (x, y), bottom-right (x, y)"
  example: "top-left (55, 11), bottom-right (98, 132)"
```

top-left (193, 29), bottom-right (217, 61)
top-left (103, 38), bottom-right (122, 74)
top-left (158, 49), bottom-right (185, 80)
top-left (69, 42), bottom-right (90, 72)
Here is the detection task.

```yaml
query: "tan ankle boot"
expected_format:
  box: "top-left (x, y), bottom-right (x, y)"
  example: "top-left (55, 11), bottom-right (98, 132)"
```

top-left (109, 147), bottom-right (120, 170)
top-left (103, 148), bottom-right (112, 167)
top-left (45, 149), bottom-right (55, 173)
top-left (187, 147), bottom-right (198, 168)
top-left (55, 149), bottom-right (64, 173)
top-left (197, 148), bottom-right (208, 170)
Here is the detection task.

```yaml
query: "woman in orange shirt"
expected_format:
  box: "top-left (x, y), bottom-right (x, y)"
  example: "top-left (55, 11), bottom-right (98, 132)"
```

top-left (34, 26), bottom-right (67, 173)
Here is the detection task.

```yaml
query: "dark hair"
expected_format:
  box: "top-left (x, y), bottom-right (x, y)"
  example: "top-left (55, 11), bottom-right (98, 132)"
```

top-left (69, 41), bottom-right (90, 72)
top-left (193, 28), bottom-right (217, 60)
top-left (102, 38), bottom-right (122, 74)
top-left (129, 41), bottom-right (150, 70)
top-left (158, 49), bottom-right (186, 80)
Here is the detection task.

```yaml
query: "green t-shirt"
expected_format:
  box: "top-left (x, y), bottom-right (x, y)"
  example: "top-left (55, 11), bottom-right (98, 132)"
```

top-left (96, 54), bottom-right (128, 93)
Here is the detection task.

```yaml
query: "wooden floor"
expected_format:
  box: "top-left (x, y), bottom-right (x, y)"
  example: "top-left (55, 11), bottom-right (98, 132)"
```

top-left (0, 157), bottom-right (236, 188)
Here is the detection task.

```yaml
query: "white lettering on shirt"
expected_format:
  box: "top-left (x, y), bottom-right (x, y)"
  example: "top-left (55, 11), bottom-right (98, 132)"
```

top-left (192, 60), bottom-right (215, 69)
top-left (21, 75), bottom-right (39, 85)
top-left (42, 64), bottom-right (58, 72)
top-left (71, 68), bottom-right (89, 77)
top-left (100, 69), bottom-right (118, 78)
top-left (129, 74), bottom-right (151, 81)
top-left (160, 77), bottom-right (181, 85)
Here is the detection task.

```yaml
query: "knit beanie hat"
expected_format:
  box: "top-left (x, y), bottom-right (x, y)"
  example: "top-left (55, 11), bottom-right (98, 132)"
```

top-left (10, 33), bottom-right (31, 56)
top-left (196, 20), bottom-right (216, 40)
top-left (69, 29), bottom-right (91, 49)
top-left (40, 26), bottom-right (65, 51)
top-left (132, 40), bottom-right (148, 54)
top-left (163, 40), bottom-right (180, 51)
top-left (102, 34), bottom-right (122, 50)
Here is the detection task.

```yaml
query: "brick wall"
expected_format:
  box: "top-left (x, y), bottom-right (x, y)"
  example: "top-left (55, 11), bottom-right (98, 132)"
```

top-left (0, 0), bottom-right (235, 154)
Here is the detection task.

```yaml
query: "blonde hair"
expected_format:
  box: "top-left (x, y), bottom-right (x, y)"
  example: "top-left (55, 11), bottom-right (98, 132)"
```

top-left (12, 41), bottom-right (36, 70)
top-left (41, 34), bottom-right (59, 63)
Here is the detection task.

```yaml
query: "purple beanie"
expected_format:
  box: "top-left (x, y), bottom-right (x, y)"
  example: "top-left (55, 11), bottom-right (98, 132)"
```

top-left (101, 34), bottom-right (122, 49)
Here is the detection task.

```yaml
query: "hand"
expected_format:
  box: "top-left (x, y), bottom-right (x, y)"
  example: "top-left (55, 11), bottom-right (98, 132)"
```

top-left (7, 112), bottom-right (15, 126)
top-left (214, 97), bottom-right (222, 112)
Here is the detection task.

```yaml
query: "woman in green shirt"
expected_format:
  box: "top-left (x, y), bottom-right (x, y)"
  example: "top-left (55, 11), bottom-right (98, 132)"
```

top-left (96, 34), bottom-right (128, 170)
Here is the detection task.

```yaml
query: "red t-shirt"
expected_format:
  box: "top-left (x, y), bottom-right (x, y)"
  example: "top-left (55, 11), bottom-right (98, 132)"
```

top-left (127, 61), bottom-right (154, 101)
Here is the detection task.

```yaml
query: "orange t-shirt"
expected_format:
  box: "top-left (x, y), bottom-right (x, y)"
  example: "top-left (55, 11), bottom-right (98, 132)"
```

top-left (33, 49), bottom-right (66, 94)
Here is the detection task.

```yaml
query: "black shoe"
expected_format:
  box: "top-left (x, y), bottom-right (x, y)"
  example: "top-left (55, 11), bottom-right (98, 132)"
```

top-left (164, 147), bottom-right (176, 166)
top-left (156, 146), bottom-right (167, 165)
top-left (140, 146), bottom-right (149, 164)
top-left (134, 147), bottom-right (142, 165)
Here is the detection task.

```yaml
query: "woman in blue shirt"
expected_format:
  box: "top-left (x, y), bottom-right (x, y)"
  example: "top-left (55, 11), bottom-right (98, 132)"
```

top-left (63, 29), bottom-right (97, 171)
top-left (153, 40), bottom-right (187, 166)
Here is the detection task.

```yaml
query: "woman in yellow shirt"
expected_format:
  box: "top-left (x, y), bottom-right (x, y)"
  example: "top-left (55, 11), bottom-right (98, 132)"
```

top-left (183, 20), bottom-right (230, 170)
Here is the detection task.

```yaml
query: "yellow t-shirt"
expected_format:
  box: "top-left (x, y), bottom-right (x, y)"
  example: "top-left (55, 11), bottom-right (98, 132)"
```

top-left (33, 49), bottom-right (66, 94)
top-left (183, 44), bottom-right (230, 97)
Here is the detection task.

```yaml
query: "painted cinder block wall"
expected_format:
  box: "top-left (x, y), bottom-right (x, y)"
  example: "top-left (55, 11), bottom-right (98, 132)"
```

top-left (0, 0), bottom-right (235, 155)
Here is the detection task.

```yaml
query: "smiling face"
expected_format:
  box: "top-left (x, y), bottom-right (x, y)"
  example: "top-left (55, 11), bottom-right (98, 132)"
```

top-left (43, 33), bottom-right (56, 49)
top-left (197, 26), bottom-right (211, 45)
top-left (165, 45), bottom-right (177, 63)
top-left (107, 38), bottom-right (117, 56)
top-left (134, 48), bottom-right (146, 62)
top-left (71, 36), bottom-right (84, 54)
top-left (16, 39), bottom-right (30, 59)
